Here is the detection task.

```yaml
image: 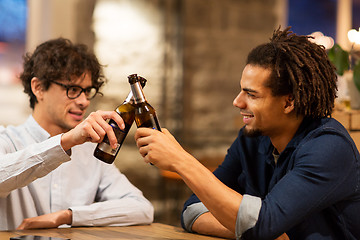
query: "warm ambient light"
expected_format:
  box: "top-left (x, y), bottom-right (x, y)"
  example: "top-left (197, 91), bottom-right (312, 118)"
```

top-left (348, 28), bottom-right (360, 45)
top-left (309, 32), bottom-right (334, 50)
top-left (93, 1), bottom-right (157, 43)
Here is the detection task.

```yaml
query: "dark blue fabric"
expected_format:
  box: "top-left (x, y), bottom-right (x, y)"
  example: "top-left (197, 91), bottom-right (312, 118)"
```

top-left (181, 118), bottom-right (360, 240)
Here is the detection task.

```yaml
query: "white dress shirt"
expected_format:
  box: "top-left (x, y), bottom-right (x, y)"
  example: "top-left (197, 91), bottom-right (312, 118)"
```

top-left (0, 115), bottom-right (154, 230)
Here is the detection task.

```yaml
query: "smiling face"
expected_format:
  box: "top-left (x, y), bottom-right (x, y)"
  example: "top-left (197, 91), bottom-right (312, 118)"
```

top-left (233, 64), bottom-right (292, 138)
top-left (32, 73), bottom-right (92, 136)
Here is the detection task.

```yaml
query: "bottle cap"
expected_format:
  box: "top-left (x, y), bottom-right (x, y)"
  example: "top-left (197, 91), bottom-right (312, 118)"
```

top-left (128, 74), bottom-right (138, 84)
top-left (139, 76), bottom-right (147, 87)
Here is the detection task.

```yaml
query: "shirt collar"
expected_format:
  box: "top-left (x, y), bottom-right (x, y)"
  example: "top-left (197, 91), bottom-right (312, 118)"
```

top-left (258, 118), bottom-right (322, 158)
top-left (284, 117), bottom-right (322, 150)
top-left (24, 115), bottom-right (51, 142)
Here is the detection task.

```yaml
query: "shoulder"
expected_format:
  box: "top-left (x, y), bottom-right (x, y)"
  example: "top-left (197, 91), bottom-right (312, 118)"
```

top-left (299, 118), bottom-right (355, 150)
top-left (293, 118), bottom-right (359, 168)
top-left (0, 116), bottom-right (45, 141)
top-left (0, 122), bottom-right (29, 152)
top-left (311, 117), bottom-right (349, 136)
top-left (0, 122), bottom-right (26, 137)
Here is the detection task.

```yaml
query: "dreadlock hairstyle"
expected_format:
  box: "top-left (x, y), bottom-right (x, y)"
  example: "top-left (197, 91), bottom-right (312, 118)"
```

top-left (246, 26), bottom-right (337, 118)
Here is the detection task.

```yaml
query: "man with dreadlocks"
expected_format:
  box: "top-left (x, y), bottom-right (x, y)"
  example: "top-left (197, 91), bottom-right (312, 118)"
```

top-left (134, 27), bottom-right (360, 239)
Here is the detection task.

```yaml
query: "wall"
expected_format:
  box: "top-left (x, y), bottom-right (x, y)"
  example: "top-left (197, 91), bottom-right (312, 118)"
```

top-left (181, 0), bottom-right (279, 156)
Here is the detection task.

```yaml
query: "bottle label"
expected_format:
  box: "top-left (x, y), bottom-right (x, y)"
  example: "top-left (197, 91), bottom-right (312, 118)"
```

top-left (149, 114), bottom-right (158, 130)
top-left (97, 142), bottom-right (121, 156)
top-left (136, 113), bottom-right (161, 131)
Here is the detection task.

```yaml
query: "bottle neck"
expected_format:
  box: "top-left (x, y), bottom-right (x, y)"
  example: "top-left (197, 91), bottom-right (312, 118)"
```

top-left (124, 91), bottom-right (134, 104)
top-left (126, 75), bottom-right (147, 104)
top-left (130, 81), bottom-right (146, 104)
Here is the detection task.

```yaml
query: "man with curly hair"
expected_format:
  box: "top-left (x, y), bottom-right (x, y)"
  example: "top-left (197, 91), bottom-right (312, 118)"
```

top-left (0, 38), bottom-right (153, 230)
top-left (134, 27), bottom-right (360, 239)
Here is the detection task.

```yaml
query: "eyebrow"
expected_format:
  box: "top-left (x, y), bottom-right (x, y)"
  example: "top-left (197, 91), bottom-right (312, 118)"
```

top-left (53, 81), bottom-right (96, 90)
top-left (66, 82), bottom-right (95, 89)
top-left (241, 87), bottom-right (258, 93)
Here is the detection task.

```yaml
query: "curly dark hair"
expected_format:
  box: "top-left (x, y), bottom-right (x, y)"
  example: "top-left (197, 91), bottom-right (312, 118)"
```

top-left (20, 38), bottom-right (106, 109)
top-left (246, 26), bottom-right (337, 118)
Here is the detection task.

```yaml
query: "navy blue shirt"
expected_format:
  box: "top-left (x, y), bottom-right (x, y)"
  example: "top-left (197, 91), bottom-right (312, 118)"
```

top-left (182, 118), bottom-right (360, 239)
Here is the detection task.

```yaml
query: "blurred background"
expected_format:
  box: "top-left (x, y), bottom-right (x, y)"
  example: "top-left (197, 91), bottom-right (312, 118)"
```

top-left (0, 0), bottom-right (359, 226)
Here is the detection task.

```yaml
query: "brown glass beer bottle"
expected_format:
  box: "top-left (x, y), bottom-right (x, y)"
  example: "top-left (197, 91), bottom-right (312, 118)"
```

top-left (94, 75), bottom-right (147, 164)
top-left (128, 74), bottom-right (161, 131)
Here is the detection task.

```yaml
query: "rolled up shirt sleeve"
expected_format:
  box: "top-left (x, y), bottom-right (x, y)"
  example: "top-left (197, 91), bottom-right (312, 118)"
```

top-left (182, 202), bottom-right (209, 232)
top-left (236, 194), bottom-right (262, 239)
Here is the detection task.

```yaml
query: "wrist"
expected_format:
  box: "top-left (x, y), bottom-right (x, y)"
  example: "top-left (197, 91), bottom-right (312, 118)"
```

top-left (60, 131), bottom-right (75, 152)
top-left (174, 152), bottom-right (203, 178)
top-left (59, 209), bottom-right (73, 225)
top-left (192, 212), bottom-right (235, 239)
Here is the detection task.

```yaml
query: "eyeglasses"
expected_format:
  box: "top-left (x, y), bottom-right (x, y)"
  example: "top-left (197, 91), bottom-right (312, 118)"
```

top-left (50, 81), bottom-right (101, 100)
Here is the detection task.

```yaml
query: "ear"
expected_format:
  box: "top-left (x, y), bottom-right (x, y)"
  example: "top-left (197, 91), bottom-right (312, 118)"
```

top-left (31, 77), bottom-right (44, 101)
top-left (283, 95), bottom-right (295, 114)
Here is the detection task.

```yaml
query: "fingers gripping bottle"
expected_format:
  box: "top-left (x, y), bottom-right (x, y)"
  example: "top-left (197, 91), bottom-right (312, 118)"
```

top-left (128, 74), bottom-right (161, 131)
top-left (94, 75), bottom-right (147, 164)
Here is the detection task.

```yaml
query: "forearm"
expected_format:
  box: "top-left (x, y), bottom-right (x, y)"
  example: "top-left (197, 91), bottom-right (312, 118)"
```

top-left (174, 152), bottom-right (242, 233)
top-left (0, 135), bottom-right (70, 197)
top-left (70, 198), bottom-right (154, 226)
top-left (192, 212), bottom-right (235, 239)
top-left (134, 128), bottom-right (242, 232)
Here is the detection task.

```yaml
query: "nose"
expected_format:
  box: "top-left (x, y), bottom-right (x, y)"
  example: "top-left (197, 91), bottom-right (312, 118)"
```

top-left (74, 91), bottom-right (90, 107)
top-left (233, 92), bottom-right (245, 109)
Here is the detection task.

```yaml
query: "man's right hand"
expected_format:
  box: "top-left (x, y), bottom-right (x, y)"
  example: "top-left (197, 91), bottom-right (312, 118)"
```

top-left (60, 110), bottom-right (124, 151)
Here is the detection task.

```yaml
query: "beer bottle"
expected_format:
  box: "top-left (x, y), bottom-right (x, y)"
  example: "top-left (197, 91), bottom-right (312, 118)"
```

top-left (128, 74), bottom-right (161, 131)
top-left (94, 75), bottom-right (147, 164)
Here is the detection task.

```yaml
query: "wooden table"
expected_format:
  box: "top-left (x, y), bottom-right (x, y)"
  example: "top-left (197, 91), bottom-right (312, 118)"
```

top-left (0, 223), bottom-right (226, 240)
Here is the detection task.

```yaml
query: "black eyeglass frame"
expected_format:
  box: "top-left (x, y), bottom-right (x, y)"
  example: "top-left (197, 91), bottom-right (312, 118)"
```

top-left (50, 80), bottom-right (102, 100)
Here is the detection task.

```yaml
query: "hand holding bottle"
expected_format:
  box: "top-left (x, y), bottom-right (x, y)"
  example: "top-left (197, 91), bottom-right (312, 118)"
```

top-left (134, 127), bottom-right (191, 170)
top-left (61, 110), bottom-right (125, 152)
